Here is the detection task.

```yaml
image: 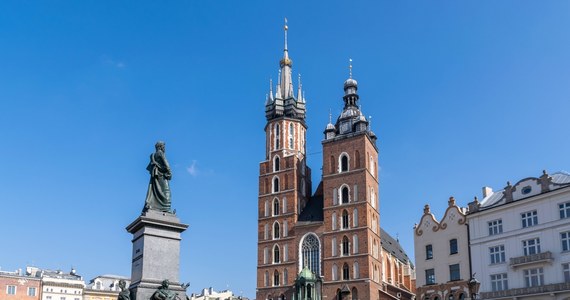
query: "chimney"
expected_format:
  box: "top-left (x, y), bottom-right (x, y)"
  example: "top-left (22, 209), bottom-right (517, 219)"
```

top-left (482, 186), bottom-right (493, 198)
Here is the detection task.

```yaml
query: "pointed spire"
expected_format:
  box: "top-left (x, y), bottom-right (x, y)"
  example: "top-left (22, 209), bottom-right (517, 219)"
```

top-left (349, 58), bottom-right (353, 79)
top-left (284, 18), bottom-right (288, 52)
top-left (269, 78), bottom-right (274, 101)
top-left (329, 109), bottom-right (332, 124)
top-left (297, 74), bottom-right (302, 100)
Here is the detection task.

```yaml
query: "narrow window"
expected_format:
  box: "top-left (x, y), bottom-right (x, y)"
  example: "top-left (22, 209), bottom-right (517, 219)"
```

top-left (264, 271), bottom-right (269, 287)
top-left (273, 245), bottom-right (280, 263)
top-left (342, 210), bottom-right (349, 229)
top-left (273, 177), bottom-right (279, 193)
top-left (274, 270), bottom-right (280, 286)
top-left (561, 231), bottom-right (570, 252)
top-left (353, 262), bottom-right (360, 279)
top-left (284, 243), bottom-right (288, 261)
top-left (426, 269), bottom-right (435, 285)
top-left (353, 234), bottom-right (359, 254)
top-left (341, 186), bottom-right (349, 204)
top-left (264, 200), bottom-right (269, 217)
top-left (332, 264), bottom-right (338, 281)
top-left (560, 202), bottom-right (570, 219)
top-left (283, 220), bottom-right (288, 237)
top-left (450, 239), bottom-right (458, 254)
top-left (342, 236), bottom-right (349, 256)
top-left (353, 208), bottom-right (358, 227)
top-left (426, 244), bottom-right (433, 260)
top-left (288, 123), bottom-right (294, 149)
top-left (352, 287), bottom-right (358, 300)
top-left (340, 154), bottom-right (349, 172)
top-left (263, 247), bottom-right (268, 264)
top-left (342, 263), bottom-right (350, 280)
top-left (275, 123), bottom-right (280, 149)
top-left (332, 212), bottom-right (337, 230)
top-left (283, 269), bottom-right (288, 285)
top-left (283, 197), bottom-right (287, 214)
top-left (273, 198), bottom-right (280, 216)
top-left (332, 237), bottom-right (337, 256)
top-left (274, 156), bottom-right (280, 172)
top-left (563, 263), bottom-right (570, 282)
top-left (273, 222), bottom-right (280, 239)
top-left (449, 264), bottom-right (460, 281)
top-left (264, 224), bottom-right (268, 240)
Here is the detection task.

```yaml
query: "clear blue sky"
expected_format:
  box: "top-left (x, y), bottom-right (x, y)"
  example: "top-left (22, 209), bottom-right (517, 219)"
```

top-left (1, 1), bottom-right (569, 298)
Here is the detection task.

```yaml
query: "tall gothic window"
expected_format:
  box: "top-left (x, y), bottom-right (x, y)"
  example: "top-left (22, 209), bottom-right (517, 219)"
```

top-left (273, 245), bottom-right (280, 263)
top-left (301, 234), bottom-right (320, 275)
top-left (341, 186), bottom-right (349, 204)
top-left (340, 154), bottom-right (349, 172)
top-left (275, 123), bottom-right (280, 149)
top-left (289, 123), bottom-right (294, 149)
top-left (342, 263), bottom-right (350, 280)
top-left (342, 210), bottom-right (349, 229)
top-left (273, 177), bottom-right (279, 193)
top-left (273, 222), bottom-right (280, 239)
top-left (274, 270), bottom-right (280, 286)
top-left (274, 156), bottom-right (280, 172)
top-left (273, 198), bottom-right (280, 216)
top-left (342, 236), bottom-right (349, 256)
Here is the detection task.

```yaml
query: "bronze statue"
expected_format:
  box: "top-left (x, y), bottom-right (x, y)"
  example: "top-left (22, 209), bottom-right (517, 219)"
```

top-left (144, 141), bottom-right (172, 213)
top-left (117, 280), bottom-right (130, 300)
top-left (151, 279), bottom-right (178, 300)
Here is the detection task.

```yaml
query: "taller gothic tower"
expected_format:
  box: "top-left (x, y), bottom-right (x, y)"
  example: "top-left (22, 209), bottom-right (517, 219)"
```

top-left (257, 21), bottom-right (313, 300)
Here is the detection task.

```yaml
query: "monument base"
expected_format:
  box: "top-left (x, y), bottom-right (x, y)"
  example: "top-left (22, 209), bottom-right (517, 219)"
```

top-left (126, 210), bottom-right (189, 300)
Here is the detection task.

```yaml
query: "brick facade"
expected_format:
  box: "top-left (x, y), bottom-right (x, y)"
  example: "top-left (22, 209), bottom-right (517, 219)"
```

top-left (0, 272), bottom-right (41, 300)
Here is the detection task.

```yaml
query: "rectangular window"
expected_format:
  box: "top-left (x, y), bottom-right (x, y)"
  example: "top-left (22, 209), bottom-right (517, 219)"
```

top-left (426, 244), bottom-right (433, 260)
top-left (563, 263), bottom-right (570, 282)
top-left (490, 273), bottom-right (508, 291)
top-left (562, 231), bottom-right (570, 252)
top-left (46, 297), bottom-right (52, 300)
top-left (524, 268), bottom-right (544, 287)
top-left (425, 268), bottom-right (435, 285)
top-left (7, 285), bottom-right (16, 295)
top-left (521, 210), bottom-right (538, 228)
top-left (560, 202), bottom-right (570, 219)
top-left (488, 219), bottom-right (503, 235)
top-left (27, 287), bottom-right (37, 296)
top-left (490, 245), bottom-right (506, 264)
top-left (449, 264), bottom-right (460, 281)
top-left (450, 239), bottom-right (458, 254)
top-left (523, 238), bottom-right (541, 256)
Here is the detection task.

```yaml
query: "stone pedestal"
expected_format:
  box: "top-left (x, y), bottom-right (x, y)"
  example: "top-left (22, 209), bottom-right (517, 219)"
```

top-left (126, 210), bottom-right (189, 300)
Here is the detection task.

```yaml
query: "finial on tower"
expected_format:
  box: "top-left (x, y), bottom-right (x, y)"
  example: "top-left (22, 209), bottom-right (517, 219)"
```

top-left (284, 18), bottom-right (288, 51)
top-left (349, 58), bottom-right (353, 79)
top-left (329, 109), bottom-right (332, 123)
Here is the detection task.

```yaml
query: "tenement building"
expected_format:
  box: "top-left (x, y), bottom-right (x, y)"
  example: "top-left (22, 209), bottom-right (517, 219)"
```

top-left (256, 23), bottom-right (415, 300)
top-left (413, 197), bottom-right (471, 300)
top-left (468, 171), bottom-right (570, 300)
top-left (0, 268), bottom-right (41, 300)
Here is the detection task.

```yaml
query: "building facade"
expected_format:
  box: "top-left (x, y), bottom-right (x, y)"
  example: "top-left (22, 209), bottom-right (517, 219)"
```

top-left (38, 268), bottom-right (85, 300)
top-left (256, 23), bottom-right (415, 300)
top-left (467, 171), bottom-right (570, 300)
top-left (0, 269), bottom-right (41, 300)
top-left (83, 275), bottom-right (130, 300)
top-left (188, 287), bottom-right (247, 300)
top-left (413, 197), bottom-right (471, 300)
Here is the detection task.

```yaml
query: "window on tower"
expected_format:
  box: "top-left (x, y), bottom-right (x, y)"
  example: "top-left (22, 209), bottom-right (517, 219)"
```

top-left (273, 177), bottom-right (279, 193)
top-left (342, 236), bottom-right (349, 256)
top-left (340, 154), bottom-right (349, 172)
top-left (273, 198), bottom-right (280, 216)
top-left (289, 123), bottom-right (294, 149)
top-left (273, 222), bottom-right (280, 239)
top-left (275, 124), bottom-right (280, 149)
top-left (342, 210), bottom-right (349, 229)
top-left (342, 263), bottom-right (350, 280)
top-left (273, 245), bottom-right (280, 263)
top-left (341, 186), bottom-right (349, 204)
top-left (273, 270), bottom-right (280, 286)
top-left (274, 156), bottom-right (280, 172)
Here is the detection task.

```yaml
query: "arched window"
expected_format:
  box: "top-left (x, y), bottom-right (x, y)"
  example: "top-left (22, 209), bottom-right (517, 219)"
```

top-left (332, 264), bottom-right (338, 281)
top-left (264, 271), bottom-right (269, 287)
top-left (355, 150), bottom-right (360, 168)
top-left (274, 156), bottom-right (280, 172)
top-left (301, 233), bottom-right (321, 275)
top-left (273, 222), bottom-right (280, 239)
top-left (273, 270), bottom-right (280, 286)
top-left (353, 262), bottom-right (360, 279)
top-left (340, 154), bottom-right (349, 172)
top-left (353, 208), bottom-right (358, 227)
top-left (273, 177), bottom-right (279, 193)
top-left (332, 212), bottom-right (337, 230)
top-left (353, 234), bottom-right (359, 254)
top-left (351, 287), bottom-right (358, 300)
top-left (342, 236), bottom-right (349, 256)
top-left (341, 186), bottom-right (349, 204)
top-left (289, 123), bottom-right (294, 149)
top-left (342, 210), bottom-right (349, 229)
top-left (273, 198), bottom-right (280, 216)
top-left (273, 245), bottom-right (280, 263)
top-left (342, 263), bottom-right (350, 280)
top-left (275, 124), bottom-right (280, 149)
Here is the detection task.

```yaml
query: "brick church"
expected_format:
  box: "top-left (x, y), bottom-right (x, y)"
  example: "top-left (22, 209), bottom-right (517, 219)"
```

top-left (257, 23), bottom-right (416, 300)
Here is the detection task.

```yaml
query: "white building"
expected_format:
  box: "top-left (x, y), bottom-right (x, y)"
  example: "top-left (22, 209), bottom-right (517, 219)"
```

top-left (467, 170), bottom-right (570, 299)
top-left (84, 274), bottom-right (130, 300)
top-left (414, 197), bottom-right (472, 300)
top-left (36, 267), bottom-right (85, 300)
top-left (188, 287), bottom-right (247, 300)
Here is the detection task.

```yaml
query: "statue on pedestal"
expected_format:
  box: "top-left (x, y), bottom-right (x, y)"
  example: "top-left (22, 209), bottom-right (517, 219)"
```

top-left (117, 280), bottom-right (131, 300)
top-left (143, 141), bottom-right (172, 213)
top-left (151, 279), bottom-right (178, 300)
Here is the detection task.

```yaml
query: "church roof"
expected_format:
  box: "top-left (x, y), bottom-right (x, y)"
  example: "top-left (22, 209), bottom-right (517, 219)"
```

top-left (380, 227), bottom-right (414, 268)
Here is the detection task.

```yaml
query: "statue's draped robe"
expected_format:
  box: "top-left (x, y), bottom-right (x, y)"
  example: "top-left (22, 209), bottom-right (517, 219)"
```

top-left (144, 149), bottom-right (172, 212)
top-left (151, 287), bottom-right (177, 300)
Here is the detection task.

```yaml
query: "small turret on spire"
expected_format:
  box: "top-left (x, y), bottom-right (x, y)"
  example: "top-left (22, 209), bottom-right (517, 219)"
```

top-left (297, 74), bottom-right (302, 100)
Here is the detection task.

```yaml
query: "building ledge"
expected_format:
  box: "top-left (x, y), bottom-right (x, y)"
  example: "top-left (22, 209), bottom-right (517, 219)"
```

top-left (481, 281), bottom-right (570, 299)
top-left (509, 251), bottom-right (553, 268)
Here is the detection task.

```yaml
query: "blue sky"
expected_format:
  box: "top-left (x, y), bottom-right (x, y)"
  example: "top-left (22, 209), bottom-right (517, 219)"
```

top-left (1, 1), bottom-right (569, 298)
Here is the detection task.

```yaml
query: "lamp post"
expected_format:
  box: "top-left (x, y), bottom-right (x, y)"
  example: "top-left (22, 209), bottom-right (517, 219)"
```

top-left (467, 275), bottom-right (481, 300)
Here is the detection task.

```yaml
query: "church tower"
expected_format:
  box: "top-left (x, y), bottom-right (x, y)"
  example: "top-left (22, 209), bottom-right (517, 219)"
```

top-left (320, 61), bottom-right (382, 299)
top-left (257, 21), bottom-right (312, 300)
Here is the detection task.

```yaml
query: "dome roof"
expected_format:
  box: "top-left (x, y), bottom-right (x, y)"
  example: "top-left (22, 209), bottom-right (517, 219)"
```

top-left (343, 78), bottom-right (358, 89)
top-left (325, 122), bottom-right (335, 131)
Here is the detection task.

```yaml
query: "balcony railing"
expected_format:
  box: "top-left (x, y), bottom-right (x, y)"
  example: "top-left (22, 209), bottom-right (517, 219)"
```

top-left (509, 251), bottom-right (553, 268)
top-left (481, 282), bottom-right (570, 299)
